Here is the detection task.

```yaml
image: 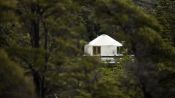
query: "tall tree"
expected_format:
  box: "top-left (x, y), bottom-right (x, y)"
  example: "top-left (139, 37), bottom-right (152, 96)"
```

top-left (15, 0), bottom-right (82, 98)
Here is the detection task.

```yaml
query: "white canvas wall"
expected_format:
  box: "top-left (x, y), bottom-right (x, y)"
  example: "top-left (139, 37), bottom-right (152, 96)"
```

top-left (101, 45), bottom-right (117, 56)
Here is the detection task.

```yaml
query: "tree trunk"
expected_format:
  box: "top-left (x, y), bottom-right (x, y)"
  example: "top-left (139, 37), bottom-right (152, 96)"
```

top-left (30, 19), bottom-right (40, 48)
top-left (40, 20), bottom-right (49, 98)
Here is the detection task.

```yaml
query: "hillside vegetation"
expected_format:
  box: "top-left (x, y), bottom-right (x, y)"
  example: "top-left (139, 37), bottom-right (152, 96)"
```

top-left (0, 0), bottom-right (175, 98)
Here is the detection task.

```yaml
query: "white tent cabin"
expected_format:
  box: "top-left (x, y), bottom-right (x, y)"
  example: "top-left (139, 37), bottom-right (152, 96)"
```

top-left (84, 34), bottom-right (123, 63)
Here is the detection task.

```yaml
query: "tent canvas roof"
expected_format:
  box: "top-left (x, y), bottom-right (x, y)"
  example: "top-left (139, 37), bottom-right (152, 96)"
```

top-left (88, 34), bottom-right (122, 46)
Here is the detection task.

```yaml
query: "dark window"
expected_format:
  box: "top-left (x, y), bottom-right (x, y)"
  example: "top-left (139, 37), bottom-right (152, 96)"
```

top-left (117, 47), bottom-right (121, 54)
top-left (93, 46), bottom-right (101, 55)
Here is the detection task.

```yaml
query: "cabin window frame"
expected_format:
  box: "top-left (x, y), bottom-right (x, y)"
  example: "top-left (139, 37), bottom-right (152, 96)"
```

top-left (93, 46), bottom-right (101, 56)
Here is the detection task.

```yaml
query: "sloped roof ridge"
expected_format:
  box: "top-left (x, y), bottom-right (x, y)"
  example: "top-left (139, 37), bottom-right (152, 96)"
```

top-left (88, 34), bottom-right (122, 46)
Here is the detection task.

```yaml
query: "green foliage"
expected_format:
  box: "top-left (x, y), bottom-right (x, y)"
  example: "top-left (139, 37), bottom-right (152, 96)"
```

top-left (0, 0), bottom-right (17, 22)
top-left (0, 49), bottom-right (36, 98)
top-left (0, 0), bottom-right (18, 47)
top-left (156, 0), bottom-right (175, 46)
top-left (6, 47), bottom-right (46, 70)
top-left (46, 55), bottom-right (141, 98)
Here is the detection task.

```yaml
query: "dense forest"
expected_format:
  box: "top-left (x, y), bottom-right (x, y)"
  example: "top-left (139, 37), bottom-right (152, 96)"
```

top-left (0, 0), bottom-right (175, 98)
